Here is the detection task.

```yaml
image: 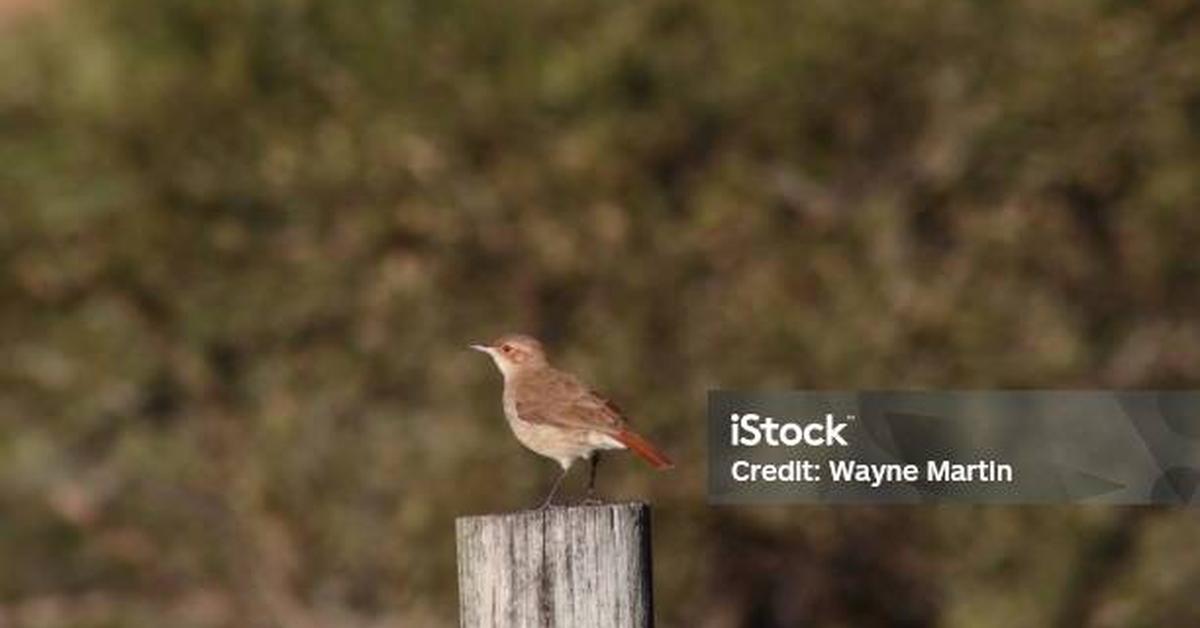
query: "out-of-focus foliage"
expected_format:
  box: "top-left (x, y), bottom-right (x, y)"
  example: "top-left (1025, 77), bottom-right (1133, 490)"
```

top-left (2, 0), bottom-right (1199, 626)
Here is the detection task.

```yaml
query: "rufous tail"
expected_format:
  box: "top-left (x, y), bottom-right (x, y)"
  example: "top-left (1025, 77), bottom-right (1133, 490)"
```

top-left (615, 429), bottom-right (674, 469)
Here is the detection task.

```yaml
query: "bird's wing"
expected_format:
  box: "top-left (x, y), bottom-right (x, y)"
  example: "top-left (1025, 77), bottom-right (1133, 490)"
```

top-left (514, 369), bottom-right (627, 432)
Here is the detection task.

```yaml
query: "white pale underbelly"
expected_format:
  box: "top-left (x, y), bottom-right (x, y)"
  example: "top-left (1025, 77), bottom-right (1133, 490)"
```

top-left (504, 412), bottom-right (625, 469)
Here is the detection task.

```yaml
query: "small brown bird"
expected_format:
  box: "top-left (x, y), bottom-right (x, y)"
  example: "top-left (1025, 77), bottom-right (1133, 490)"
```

top-left (471, 334), bottom-right (673, 508)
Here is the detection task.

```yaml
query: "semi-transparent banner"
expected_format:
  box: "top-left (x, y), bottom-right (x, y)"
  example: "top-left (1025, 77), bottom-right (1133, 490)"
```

top-left (708, 391), bottom-right (1200, 504)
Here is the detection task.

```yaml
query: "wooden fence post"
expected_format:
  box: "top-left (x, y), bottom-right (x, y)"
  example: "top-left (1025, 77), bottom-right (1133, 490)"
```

top-left (455, 502), bottom-right (654, 628)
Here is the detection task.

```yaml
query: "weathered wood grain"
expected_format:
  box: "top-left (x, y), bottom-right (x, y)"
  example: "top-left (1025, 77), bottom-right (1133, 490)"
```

top-left (455, 502), bottom-right (654, 628)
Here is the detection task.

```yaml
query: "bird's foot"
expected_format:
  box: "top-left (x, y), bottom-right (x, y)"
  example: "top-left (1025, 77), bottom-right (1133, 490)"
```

top-left (578, 491), bottom-right (606, 506)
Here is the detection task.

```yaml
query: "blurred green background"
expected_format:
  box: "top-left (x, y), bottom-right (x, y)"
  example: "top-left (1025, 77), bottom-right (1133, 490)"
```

top-left (2, 0), bottom-right (1199, 626)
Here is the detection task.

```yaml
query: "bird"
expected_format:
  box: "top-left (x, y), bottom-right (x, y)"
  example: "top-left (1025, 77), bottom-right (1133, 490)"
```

top-left (471, 333), bottom-right (673, 508)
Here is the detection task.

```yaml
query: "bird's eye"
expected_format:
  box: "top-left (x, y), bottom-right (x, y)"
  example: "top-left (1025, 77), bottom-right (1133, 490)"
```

top-left (500, 344), bottom-right (513, 354)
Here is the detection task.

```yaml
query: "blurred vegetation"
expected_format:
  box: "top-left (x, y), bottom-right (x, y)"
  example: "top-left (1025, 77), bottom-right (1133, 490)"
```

top-left (2, 0), bottom-right (1200, 626)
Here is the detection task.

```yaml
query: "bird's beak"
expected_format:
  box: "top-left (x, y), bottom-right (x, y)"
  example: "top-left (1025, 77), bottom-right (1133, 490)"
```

top-left (469, 344), bottom-right (492, 354)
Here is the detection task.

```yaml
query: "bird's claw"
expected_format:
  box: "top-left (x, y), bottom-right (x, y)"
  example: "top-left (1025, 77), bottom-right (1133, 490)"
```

top-left (579, 493), bottom-right (606, 506)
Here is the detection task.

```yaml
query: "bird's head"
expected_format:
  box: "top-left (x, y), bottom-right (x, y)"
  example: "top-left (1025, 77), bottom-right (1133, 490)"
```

top-left (470, 333), bottom-right (548, 376)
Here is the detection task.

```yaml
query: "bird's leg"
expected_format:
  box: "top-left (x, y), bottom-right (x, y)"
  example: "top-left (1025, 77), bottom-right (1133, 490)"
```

top-left (581, 451), bottom-right (604, 505)
top-left (539, 466), bottom-right (571, 510)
